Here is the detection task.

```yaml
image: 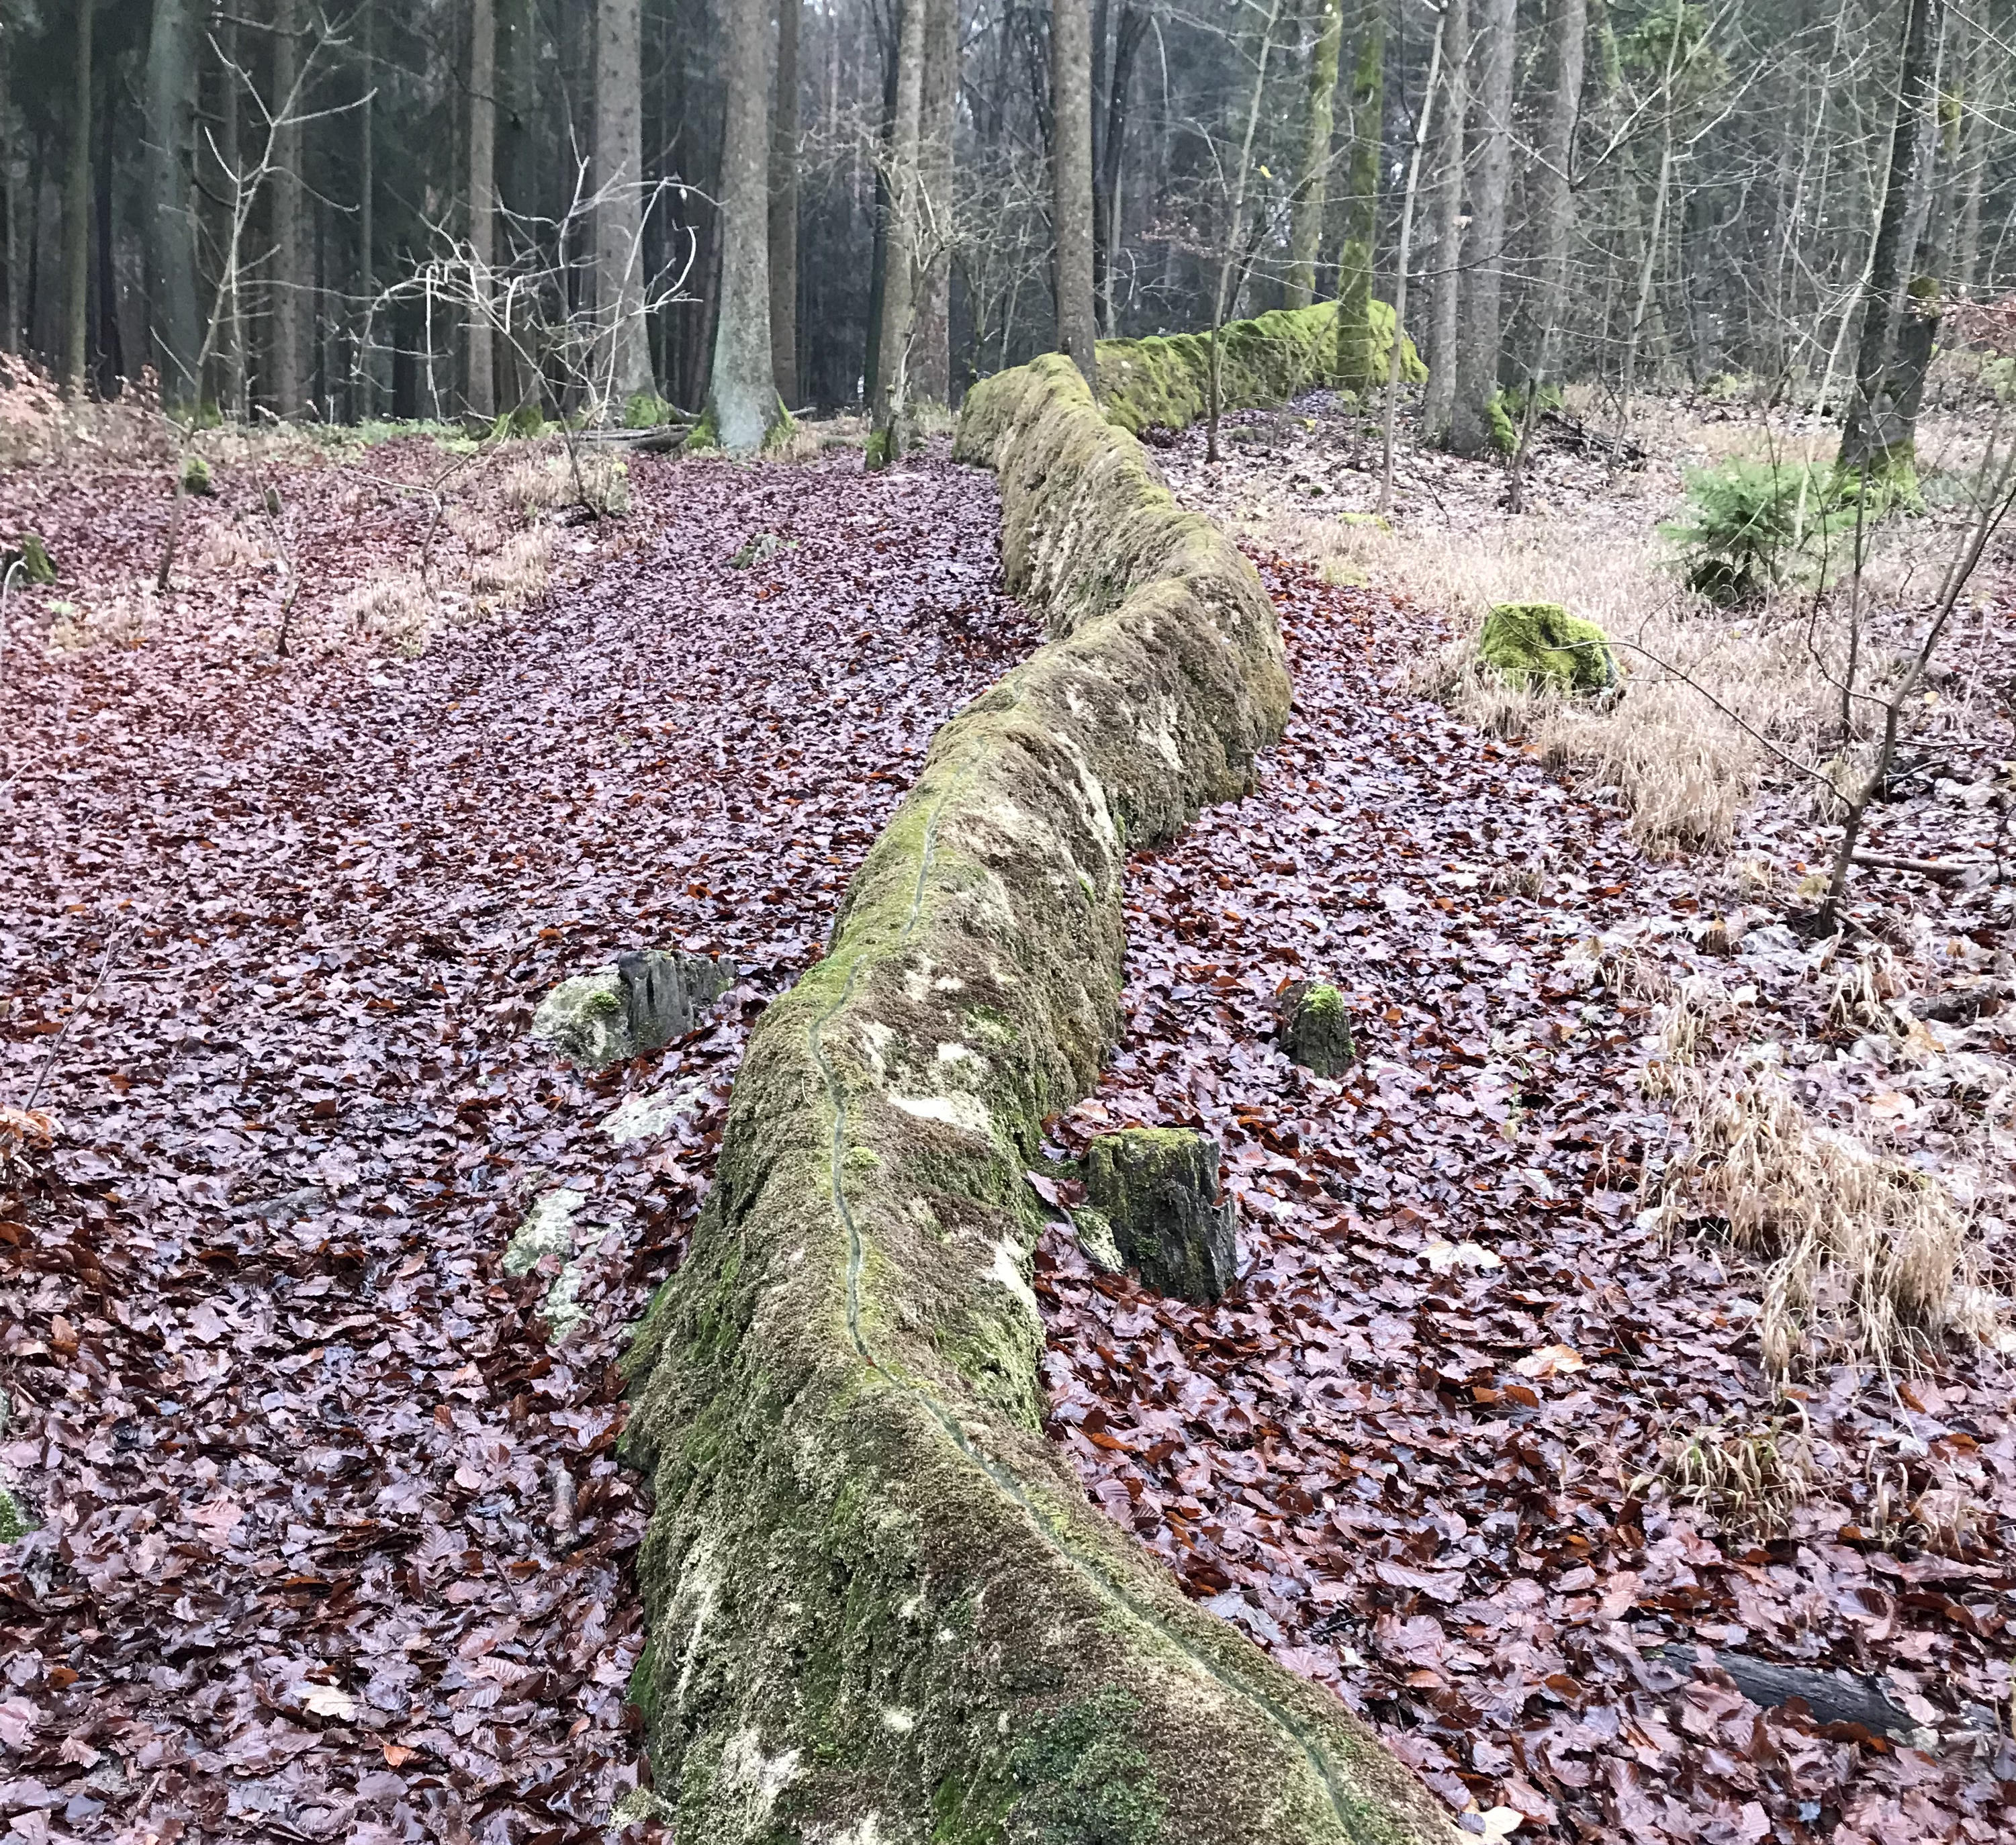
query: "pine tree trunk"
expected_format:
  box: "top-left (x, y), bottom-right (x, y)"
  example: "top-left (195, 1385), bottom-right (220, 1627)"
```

top-left (1449, 0), bottom-right (1512, 457)
top-left (1527, 0), bottom-right (1585, 386)
top-left (1422, 0), bottom-right (1467, 442)
top-left (60, 0), bottom-right (93, 397)
top-left (467, 0), bottom-right (496, 418)
top-left (868, 0), bottom-right (927, 461)
top-left (1332, 0), bottom-right (1384, 385)
top-left (1285, 0), bottom-right (1345, 310)
top-left (911, 0), bottom-right (957, 401)
top-left (1839, 0), bottom-right (1943, 477)
top-left (596, 0), bottom-right (655, 412)
top-left (271, 0), bottom-right (306, 417)
top-left (708, 0), bottom-right (778, 446)
top-left (768, 0), bottom-right (802, 405)
top-left (1051, 0), bottom-right (1097, 383)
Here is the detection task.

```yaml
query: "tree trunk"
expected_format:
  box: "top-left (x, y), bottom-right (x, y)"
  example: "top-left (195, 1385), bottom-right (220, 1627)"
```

top-left (1527, 0), bottom-right (1585, 387)
top-left (93, 57), bottom-right (122, 394)
top-left (911, 0), bottom-right (958, 401)
top-left (1092, 3), bottom-right (1144, 334)
top-left (1332, 0), bottom-right (1384, 386)
top-left (146, 0), bottom-right (201, 410)
top-left (1050, 0), bottom-right (1096, 383)
top-left (868, 0), bottom-right (927, 462)
top-left (357, 0), bottom-right (376, 419)
top-left (1449, 0), bottom-right (1512, 457)
top-left (467, 0), bottom-right (496, 418)
top-left (863, 26), bottom-right (898, 408)
top-left (596, 0), bottom-right (655, 412)
top-left (768, 0), bottom-right (802, 405)
top-left (1380, 3), bottom-right (1445, 511)
top-left (60, 0), bottom-right (93, 397)
top-left (2, 30), bottom-right (17, 352)
top-left (1285, 0), bottom-right (1345, 310)
top-left (708, 0), bottom-right (778, 446)
top-left (1421, 0), bottom-right (1467, 442)
top-left (1839, 0), bottom-right (1943, 479)
top-left (271, 0), bottom-right (306, 417)
top-left (218, 13), bottom-right (246, 418)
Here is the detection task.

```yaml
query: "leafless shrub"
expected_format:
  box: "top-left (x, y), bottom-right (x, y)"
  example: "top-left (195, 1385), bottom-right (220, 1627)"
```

top-left (1657, 1057), bottom-right (1997, 1376)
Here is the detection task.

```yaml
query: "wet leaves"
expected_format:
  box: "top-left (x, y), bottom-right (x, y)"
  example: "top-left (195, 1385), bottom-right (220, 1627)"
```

top-left (0, 444), bottom-right (1036, 1840)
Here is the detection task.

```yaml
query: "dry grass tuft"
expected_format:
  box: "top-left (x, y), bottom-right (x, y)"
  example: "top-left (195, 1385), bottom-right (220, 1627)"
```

top-left (340, 574), bottom-right (433, 656)
top-left (502, 450), bottom-right (630, 517)
top-left (46, 589), bottom-right (154, 656)
top-left (1652, 1413), bottom-right (1815, 1538)
top-left (195, 522), bottom-right (269, 575)
top-left (469, 527), bottom-right (557, 610)
top-left (1655, 1053), bottom-right (1997, 1376)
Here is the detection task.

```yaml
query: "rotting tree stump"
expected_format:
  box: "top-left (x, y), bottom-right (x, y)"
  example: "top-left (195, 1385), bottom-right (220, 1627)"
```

top-left (1084, 1127), bottom-right (1238, 1303)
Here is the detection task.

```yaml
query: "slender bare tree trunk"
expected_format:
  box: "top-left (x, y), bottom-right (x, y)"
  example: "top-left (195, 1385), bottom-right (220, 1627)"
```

top-left (1422, 0), bottom-right (1468, 443)
top-left (1051, 0), bottom-right (1097, 383)
top-left (596, 0), bottom-right (655, 410)
top-left (61, 0), bottom-right (93, 397)
top-left (1379, 5), bottom-right (1445, 511)
top-left (1449, 0), bottom-right (1512, 457)
top-left (1205, 0), bottom-right (1285, 463)
top-left (912, 0), bottom-right (958, 401)
top-left (708, 0), bottom-right (779, 446)
top-left (218, 13), bottom-right (247, 418)
top-left (466, 0), bottom-right (496, 418)
top-left (1333, 0), bottom-right (1384, 385)
top-left (1284, 0), bottom-right (1344, 309)
top-left (768, 0), bottom-right (802, 405)
top-left (1091, 3), bottom-right (1142, 334)
top-left (1839, 0), bottom-right (1944, 479)
top-left (2, 34), bottom-right (17, 351)
top-left (271, 0), bottom-right (306, 416)
top-left (357, 0), bottom-right (375, 418)
top-left (1528, 0), bottom-right (1585, 387)
top-left (869, 0), bottom-right (927, 461)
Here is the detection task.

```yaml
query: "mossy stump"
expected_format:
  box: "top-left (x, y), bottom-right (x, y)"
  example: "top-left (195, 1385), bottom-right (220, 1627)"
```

top-left (1084, 1127), bottom-right (1238, 1303)
top-left (532, 948), bottom-right (733, 1072)
top-left (1478, 601), bottom-right (1618, 695)
top-left (1283, 982), bottom-right (1355, 1077)
top-left (3, 533), bottom-right (54, 585)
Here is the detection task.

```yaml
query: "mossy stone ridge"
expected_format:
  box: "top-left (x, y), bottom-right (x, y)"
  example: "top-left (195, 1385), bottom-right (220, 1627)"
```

top-left (1478, 601), bottom-right (1618, 695)
top-left (1284, 983), bottom-right (1355, 1078)
top-left (1083, 1129), bottom-right (1238, 1303)
top-left (620, 354), bottom-right (1459, 1845)
top-left (1089, 300), bottom-right (1425, 438)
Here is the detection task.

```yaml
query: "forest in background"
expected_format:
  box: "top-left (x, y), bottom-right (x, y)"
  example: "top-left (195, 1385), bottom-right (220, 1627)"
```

top-left (1, 0), bottom-right (2013, 458)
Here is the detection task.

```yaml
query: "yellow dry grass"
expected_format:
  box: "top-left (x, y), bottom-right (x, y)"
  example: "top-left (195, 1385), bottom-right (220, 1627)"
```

top-left (339, 574), bottom-right (433, 657)
top-left (502, 449), bottom-right (629, 517)
top-left (1651, 1413), bottom-right (1815, 1539)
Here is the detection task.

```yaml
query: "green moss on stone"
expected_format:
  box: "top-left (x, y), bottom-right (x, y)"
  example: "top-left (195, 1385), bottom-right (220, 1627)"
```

top-left (684, 406), bottom-right (721, 453)
top-left (1010, 1691), bottom-right (1164, 1845)
top-left (180, 453), bottom-right (215, 497)
top-left (1478, 601), bottom-right (1618, 695)
top-left (0, 1485), bottom-right (30, 1543)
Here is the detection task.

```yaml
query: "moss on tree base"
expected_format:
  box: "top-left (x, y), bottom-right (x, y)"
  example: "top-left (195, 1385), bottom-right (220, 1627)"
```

top-left (618, 355), bottom-right (1459, 1845)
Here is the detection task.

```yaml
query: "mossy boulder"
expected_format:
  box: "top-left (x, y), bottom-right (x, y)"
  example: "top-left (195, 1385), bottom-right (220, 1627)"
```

top-left (180, 453), bottom-right (216, 496)
top-left (532, 949), bottom-right (734, 1072)
top-left (1478, 601), bottom-right (1618, 695)
top-left (1283, 982), bottom-right (1355, 1077)
top-left (1093, 299), bottom-right (1425, 437)
top-left (3, 533), bottom-right (55, 585)
top-left (1083, 1128), bottom-right (1238, 1303)
top-left (618, 353), bottom-right (1457, 1845)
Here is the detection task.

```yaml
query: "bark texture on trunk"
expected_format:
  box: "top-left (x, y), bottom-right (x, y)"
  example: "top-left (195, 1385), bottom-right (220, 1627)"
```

top-left (146, 0), bottom-right (201, 410)
top-left (1422, 0), bottom-right (1469, 442)
top-left (768, 0), bottom-right (802, 405)
top-left (708, 0), bottom-right (778, 447)
top-left (1527, 0), bottom-right (1586, 384)
top-left (61, 0), bottom-right (94, 396)
top-left (1449, 0), bottom-right (1514, 457)
top-left (1092, 3), bottom-right (1143, 335)
top-left (1285, 0), bottom-right (1345, 310)
top-left (596, 0), bottom-right (655, 409)
top-left (1332, 0), bottom-right (1383, 384)
top-left (1050, 0), bottom-right (1097, 383)
top-left (868, 0), bottom-right (927, 460)
top-left (911, 0), bottom-right (958, 402)
top-left (271, 0), bottom-right (306, 417)
top-left (467, 0), bottom-right (496, 418)
top-left (1839, 0), bottom-right (1943, 477)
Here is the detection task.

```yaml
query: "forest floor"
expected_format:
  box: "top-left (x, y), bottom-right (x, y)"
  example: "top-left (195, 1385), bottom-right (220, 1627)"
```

top-left (0, 394), bottom-right (2011, 1845)
top-left (0, 432), bottom-right (1035, 1842)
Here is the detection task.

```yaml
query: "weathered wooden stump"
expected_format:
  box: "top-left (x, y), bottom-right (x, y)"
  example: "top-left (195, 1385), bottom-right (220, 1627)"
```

top-left (1281, 980), bottom-right (1355, 1076)
top-left (1083, 1127), bottom-right (1237, 1303)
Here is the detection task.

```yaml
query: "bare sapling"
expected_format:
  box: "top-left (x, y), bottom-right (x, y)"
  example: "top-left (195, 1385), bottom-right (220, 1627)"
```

top-left (1378, 4), bottom-right (1447, 516)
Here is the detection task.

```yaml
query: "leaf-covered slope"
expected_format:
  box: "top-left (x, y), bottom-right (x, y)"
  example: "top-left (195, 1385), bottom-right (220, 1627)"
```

top-left (619, 357), bottom-right (1457, 1843)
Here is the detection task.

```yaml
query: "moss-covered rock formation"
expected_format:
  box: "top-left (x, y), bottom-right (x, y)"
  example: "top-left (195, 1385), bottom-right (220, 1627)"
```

top-left (1094, 299), bottom-right (1425, 436)
top-left (1083, 1127), bottom-right (1238, 1303)
top-left (1283, 982), bottom-right (1356, 1078)
top-left (1478, 601), bottom-right (1618, 695)
top-left (618, 352), bottom-right (1458, 1845)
